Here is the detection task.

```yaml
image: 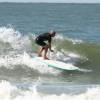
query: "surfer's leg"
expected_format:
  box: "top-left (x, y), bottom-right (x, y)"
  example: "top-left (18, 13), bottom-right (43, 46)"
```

top-left (38, 47), bottom-right (45, 57)
top-left (36, 40), bottom-right (46, 57)
top-left (44, 45), bottom-right (49, 60)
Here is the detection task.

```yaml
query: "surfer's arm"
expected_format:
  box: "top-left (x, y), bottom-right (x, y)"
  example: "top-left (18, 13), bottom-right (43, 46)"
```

top-left (48, 43), bottom-right (54, 52)
top-left (48, 37), bottom-right (54, 52)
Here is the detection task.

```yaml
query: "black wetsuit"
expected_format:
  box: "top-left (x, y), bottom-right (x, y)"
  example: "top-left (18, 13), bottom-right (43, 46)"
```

top-left (35, 33), bottom-right (52, 46)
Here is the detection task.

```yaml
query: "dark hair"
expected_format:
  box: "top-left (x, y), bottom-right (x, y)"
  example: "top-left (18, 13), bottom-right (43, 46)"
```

top-left (52, 31), bottom-right (56, 35)
top-left (53, 31), bottom-right (56, 34)
top-left (50, 31), bottom-right (56, 37)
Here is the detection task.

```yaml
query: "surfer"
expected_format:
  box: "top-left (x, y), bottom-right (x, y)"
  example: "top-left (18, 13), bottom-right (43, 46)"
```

top-left (35, 31), bottom-right (56, 60)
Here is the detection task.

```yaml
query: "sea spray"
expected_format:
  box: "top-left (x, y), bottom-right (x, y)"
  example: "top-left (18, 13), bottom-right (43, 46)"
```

top-left (0, 27), bottom-right (31, 51)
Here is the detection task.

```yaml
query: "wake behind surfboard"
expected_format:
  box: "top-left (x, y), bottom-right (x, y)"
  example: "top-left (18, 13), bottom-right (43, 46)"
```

top-left (32, 57), bottom-right (91, 72)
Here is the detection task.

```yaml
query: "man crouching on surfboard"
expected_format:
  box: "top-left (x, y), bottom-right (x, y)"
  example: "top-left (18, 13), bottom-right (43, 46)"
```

top-left (35, 31), bottom-right (56, 60)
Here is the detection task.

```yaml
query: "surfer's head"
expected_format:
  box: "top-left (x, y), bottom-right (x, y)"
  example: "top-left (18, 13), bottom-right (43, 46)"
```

top-left (50, 30), bottom-right (56, 37)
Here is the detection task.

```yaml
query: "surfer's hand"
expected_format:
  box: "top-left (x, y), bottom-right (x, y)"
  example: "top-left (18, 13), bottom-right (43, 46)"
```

top-left (50, 50), bottom-right (54, 52)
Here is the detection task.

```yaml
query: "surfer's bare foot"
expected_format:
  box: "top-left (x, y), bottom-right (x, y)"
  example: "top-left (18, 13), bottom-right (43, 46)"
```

top-left (44, 57), bottom-right (49, 60)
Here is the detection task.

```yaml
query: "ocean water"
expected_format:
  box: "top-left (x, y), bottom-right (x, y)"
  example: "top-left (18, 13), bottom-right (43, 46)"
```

top-left (0, 3), bottom-right (100, 100)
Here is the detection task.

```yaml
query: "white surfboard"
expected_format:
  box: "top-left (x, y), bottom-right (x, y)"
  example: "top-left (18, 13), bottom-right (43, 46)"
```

top-left (33, 57), bottom-right (80, 71)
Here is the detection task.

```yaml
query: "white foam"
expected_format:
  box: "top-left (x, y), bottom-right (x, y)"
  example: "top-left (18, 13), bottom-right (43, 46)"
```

top-left (0, 52), bottom-right (60, 75)
top-left (49, 48), bottom-right (80, 64)
top-left (55, 34), bottom-right (64, 40)
top-left (55, 34), bottom-right (83, 44)
top-left (12, 86), bottom-right (100, 100)
top-left (0, 54), bottom-right (23, 68)
top-left (0, 27), bottom-right (31, 50)
top-left (70, 39), bottom-right (83, 44)
top-left (0, 80), bottom-right (17, 100)
top-left (0, 80), bottom-right (100, 100)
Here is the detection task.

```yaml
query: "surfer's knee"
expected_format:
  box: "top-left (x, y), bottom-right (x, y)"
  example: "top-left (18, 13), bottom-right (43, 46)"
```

top-left (44, 45), bottom-right (49, 49)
